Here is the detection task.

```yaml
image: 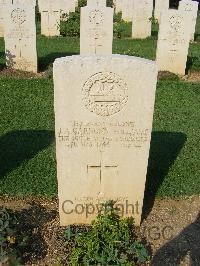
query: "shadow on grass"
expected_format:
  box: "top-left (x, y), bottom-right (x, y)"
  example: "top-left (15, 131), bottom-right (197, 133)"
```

top-left (152, 212), bottom-right (200, 265)
top-left (186, 56), bottom-right (194, 74)
top-left (186, 54), bottom-right (200, 74)
top-left (0, 51), bottom-right (6, 70)
top-left (0, 130), bottom-right (54, 179)
top-left (194, 33), bottom-right (200, 41)
top-left (15, 203), bottom-right (57, 263)
top-left (142, 131), bottom-right (187, 220)
top-left (151, 29), bottom-right (158, 39)
top-left (38, 52), bottom-right (78, 71)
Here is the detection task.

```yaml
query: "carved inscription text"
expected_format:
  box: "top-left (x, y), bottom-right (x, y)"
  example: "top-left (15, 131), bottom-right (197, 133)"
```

top-left (58, 121), bottom-right (149, 149)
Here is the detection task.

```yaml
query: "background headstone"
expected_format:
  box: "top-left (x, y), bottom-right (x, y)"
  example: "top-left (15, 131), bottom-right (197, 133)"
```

top-left (154, 0), bottom-right (169, 23)
top-left (156, 9), bottom-right (191, 75)
top-left (132, 0), bottom-right (153, 39)
top-left (4, 3), bottom-right (37, 72)
top-left (40, 0), bottom-right (60, 37)
top-left (87, 0), bottom-right (106, 7)
top-left (0, 0), bottom-right (12, 37)
top-left (121, 0), bottom-right (134, 22)
top-left (80, 4), bottom-right (113, 55)
top-left (179, 0), bottom-right (199, 41)
top-left (60, 0), bottom-right (76, 18)
top-left (115, 0), bottom-right (123, 13)
top-left (12, 0), bottom-right (36, 5)
top-left (53, 54), bottom-right (158, 226)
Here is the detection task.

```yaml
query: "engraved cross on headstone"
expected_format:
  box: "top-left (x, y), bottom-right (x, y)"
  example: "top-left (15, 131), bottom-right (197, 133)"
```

top-left (87, 161), bottom-right (118, 184)
top-left (43, 9), bottom-right (59, 32)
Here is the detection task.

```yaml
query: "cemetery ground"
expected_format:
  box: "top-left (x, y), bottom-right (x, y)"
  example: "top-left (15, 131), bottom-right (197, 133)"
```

top-left (0, 17), bottom-right (200, 265)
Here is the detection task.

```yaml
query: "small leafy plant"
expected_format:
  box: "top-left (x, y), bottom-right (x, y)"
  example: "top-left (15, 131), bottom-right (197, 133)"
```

top-left (66, 201), bottom-right (149, 265)
top-left (0, 208), bottom-right (28, 265)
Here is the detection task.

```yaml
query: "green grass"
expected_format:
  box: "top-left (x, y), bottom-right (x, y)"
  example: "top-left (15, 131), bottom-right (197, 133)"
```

top-left (0, 16), bottom-right (200, 198)
top-left (0, 78), bottom-right (57, 197)
top-left (195, 11), bottom-right (200, 42)
top-left (0, 78), bottom-right (199, 198)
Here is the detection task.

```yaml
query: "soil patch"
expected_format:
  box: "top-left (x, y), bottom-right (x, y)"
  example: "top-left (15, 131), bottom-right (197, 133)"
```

top-left (0, 196), bottom-right (199, 265)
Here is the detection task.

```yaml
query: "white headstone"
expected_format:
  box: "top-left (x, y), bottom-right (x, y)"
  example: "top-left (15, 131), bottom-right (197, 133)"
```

top-left (12, 0), bottom-right (36, 5)
top-left (156, 9), bottom-right (191, 75)
top-left (154, 0), bottom-right (169, 23)
top-left (0, 0), bottom-right (12, 37)
top-left (179, 0), bottom-right (199, 41)
top-left (60, 0), bottom-right (76, 16)
top-left (115, 0), bottom-right (123, 13)
top-left (80, 4), bottom-right (113, 55)
top-left (4, 3), bottom-right (37, 72)
top-left (87, 0), bottom-right (106, 7)
top-left (121, 0), bottom-right (134, 22)
top-left (132, 0), bottom-right (153, 39)
top-left (53, 54), bottom-right (158, 226)
top-left (40, 0), bottom-right (60, 36)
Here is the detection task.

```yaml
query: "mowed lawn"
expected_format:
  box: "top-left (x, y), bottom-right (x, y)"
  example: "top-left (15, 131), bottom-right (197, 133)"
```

top-left (0, 19), bottom-right (200, 199)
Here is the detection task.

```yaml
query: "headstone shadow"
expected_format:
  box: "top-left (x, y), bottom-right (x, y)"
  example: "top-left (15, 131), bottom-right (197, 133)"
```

top-left (0, 51), bottom-right (6, 70)
top-left (38, 52), bottom-right (79, 71)
top-left (0, 130), bottom-right (54, 179)
top-left (194, 33), bottom-right (200, 41)
top-left (185, 55), bottom-right (197, 74)
top-left (152, 212), bottom-right (200, 265)
top-left (142, 131), bottom-right (187, 220)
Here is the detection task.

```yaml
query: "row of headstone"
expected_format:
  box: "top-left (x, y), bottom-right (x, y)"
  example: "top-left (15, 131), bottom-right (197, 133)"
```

top-left (1, 0), bottom-right (199, 76)
top-left (117, 0), bottom-right (198, 42)
top-left (38, 0), bottom-right (77, 16)
top-left (53, 2), bottom-right (198, 227)
top-left (0, 0), bottom-right (198, 226)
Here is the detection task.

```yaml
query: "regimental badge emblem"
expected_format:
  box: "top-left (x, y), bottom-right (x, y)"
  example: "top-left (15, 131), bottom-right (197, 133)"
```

top-left (169, 15), bottom-right (183, 31)
top-left (82, 72), bottom-right (128, 117)
top-left (11, 8), bottom-right (26, 25)
top-left (89, 10), bottom-right (104, 26)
